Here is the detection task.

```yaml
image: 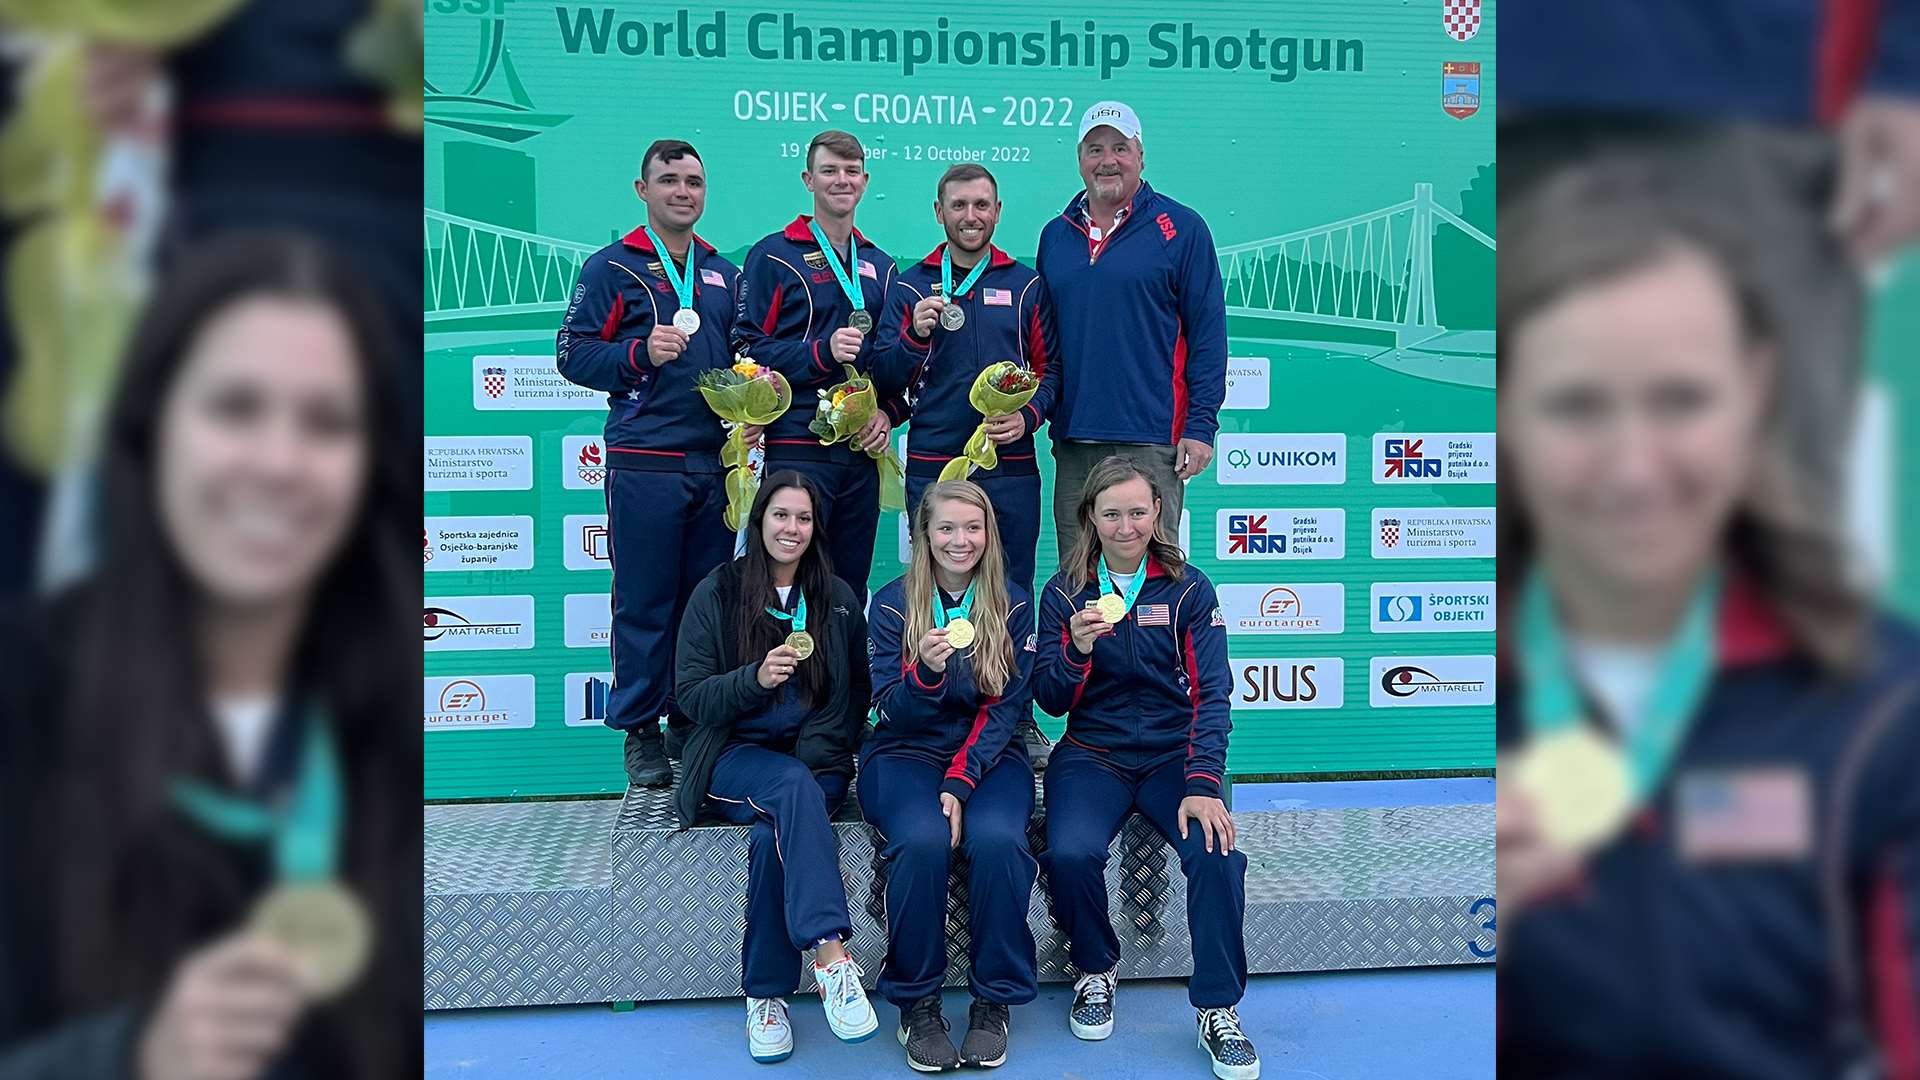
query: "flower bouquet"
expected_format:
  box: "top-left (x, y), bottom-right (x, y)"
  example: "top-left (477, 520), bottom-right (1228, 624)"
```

top-left (808, 364), bottom-right (905, 512)
top-left (937, 361), bottom-right (1040, 482)
top-left (695, 355), bottom-right (792, 530)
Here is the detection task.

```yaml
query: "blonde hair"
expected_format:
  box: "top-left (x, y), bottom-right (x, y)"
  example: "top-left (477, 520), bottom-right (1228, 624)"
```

top-left (1062, 456), bottom-right (1186, 593)
top-left (904, 481), bottom-right (1015, 697)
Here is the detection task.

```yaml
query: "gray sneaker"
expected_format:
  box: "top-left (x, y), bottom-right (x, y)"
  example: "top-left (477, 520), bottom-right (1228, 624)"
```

top-left (623, 729), bottom-right (671, 787)
top-left (959, 998), bottom-right (1009, 1067)
top-left (897, 994), bottom-right (960, 1072)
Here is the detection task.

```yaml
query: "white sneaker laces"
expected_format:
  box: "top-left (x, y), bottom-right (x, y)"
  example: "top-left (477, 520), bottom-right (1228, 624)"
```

top-left (751, 997), bottom-right (785, 1029)
top-left (1204, 1007), bottom-right (1246, 1041)
top-left (1079, 971), bottom-right (1114, 1007)
top-left (821, 958), bottom-right (865, 1008)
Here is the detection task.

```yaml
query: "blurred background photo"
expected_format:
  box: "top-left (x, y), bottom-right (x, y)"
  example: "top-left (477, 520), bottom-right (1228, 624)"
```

top-left (0, 2), bottom-right (422, 1078)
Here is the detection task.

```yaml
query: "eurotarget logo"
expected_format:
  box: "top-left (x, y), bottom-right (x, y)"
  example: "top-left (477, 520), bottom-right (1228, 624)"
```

top-left (424, 675), bottom-right (536, 729)
top-left (563, 593), bottom-right (613, 648)
top-left (1368, 655), bottom-right (1495, 707)
top-left (1215, 434), bottom-right (1347, 485)
top-left (1216, 583), bottom-right (1344, 634)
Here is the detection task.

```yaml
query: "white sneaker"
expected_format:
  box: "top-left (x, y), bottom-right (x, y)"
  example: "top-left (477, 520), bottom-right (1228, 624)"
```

top-left (1069, 969), bottom-right (1116, 1040)
top-left (812, 955), bottom-right (879, 1042)
top-left (746, 996), bottom-right (793, 1063)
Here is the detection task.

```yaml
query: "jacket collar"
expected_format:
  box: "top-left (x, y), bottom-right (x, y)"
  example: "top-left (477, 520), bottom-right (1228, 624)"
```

top-left (782, 213), bottom-right (871, 247)
top-left (1061, 179), bottom-right (1155, 225)
top-left (918, 241), bottom-right (1015, 271)
top-left (620, 225), bottom-right (717, 256)
top-left (1716, 573), bottom-right (1796, 667)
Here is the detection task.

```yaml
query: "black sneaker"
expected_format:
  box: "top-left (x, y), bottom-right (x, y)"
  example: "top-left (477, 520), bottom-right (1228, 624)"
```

top-left (959, 998), bottom-right (1009, 1067)
top-left (623, 729), bottom-right (671, 788)
top-left (1197, 1006), bottom-right (1260, 1080)
top-left (1068, 969), bottom-right (1115, 1040)
top-left (1018, 718), bottom-right (1052, 769)
top-left (896, 994), bottom-right (959, 1072)
top-left (662, 718), bottom-right (687, 761)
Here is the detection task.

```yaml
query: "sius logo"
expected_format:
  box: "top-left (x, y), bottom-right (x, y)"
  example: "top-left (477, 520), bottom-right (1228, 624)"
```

top-left (1232, 658), bottom-right (1345, 710)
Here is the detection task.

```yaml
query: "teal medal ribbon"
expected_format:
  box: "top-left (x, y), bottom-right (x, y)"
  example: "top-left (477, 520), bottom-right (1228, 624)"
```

top-left (766, 588), bottom-right (808, 634)
top-left (807, 219), bottom-right (868, 325)
top-left (1520, 567), bottom-right (1722, 801)
top-left (940, 247), bottom-right (990, 300)
top-left (934, 578), bottom-right (977, 628)
top-left (643, 224), bottom-right (698, 310)
top-left (170, 708), bottom-right (342, 881)
top-left (1096, 555), bottom-right (1148, 617)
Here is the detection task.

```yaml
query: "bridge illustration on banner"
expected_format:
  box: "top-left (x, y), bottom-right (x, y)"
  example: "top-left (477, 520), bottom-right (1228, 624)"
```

top-left (427, 182), bottom-right (1493, 387)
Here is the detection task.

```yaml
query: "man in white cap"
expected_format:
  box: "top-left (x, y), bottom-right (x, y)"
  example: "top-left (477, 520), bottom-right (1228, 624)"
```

top-left (1033, 101), bottom-right (1228, 558)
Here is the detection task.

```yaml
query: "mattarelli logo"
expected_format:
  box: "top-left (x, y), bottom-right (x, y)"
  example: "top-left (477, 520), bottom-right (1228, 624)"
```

top-left (1368, 655), bottom-right (1495, 707)
top-left (1216, 583), bottom-right (1344, 635)
top-left (424, 674), bottom-right (536, 729)
top-left (1370, 581), bottom-right (1496, 634)
top-left (1215, 509), bottom-right (1346, 560)
top-left (1373, 433), bottom-right (1495, 484)
top-left (423, 595), bottom-right (536, 651)
top-left (1232, 658), bottom-right (1345, 709)
top-left (1215, 434), bottom-right (1346, 485)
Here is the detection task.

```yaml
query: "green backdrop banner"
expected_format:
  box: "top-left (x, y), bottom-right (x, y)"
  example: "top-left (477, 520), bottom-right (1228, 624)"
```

top-left (424, 0), bottom-right (1497, 800)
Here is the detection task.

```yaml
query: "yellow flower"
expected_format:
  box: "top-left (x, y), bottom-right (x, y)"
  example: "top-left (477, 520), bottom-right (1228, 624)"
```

top-left (732, 361), bottom-right (761, 377)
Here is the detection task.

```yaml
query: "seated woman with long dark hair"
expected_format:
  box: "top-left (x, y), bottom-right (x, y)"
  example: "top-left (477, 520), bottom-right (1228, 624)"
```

top-left (671, 470), bottom-right (878, 1063)
top-left (0, 232), bottom-right (417, 1078)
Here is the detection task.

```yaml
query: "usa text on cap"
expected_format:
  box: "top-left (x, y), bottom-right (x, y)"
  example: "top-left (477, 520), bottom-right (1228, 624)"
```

top-left (1078, 101), bottom-right (1141, 142)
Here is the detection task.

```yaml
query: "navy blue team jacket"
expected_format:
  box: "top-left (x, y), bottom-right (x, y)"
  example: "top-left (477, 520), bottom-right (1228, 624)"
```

top-left (1031, 560), bottom-right (1233, 798)
top-left (1034, 181), bottom-right (1228, 447)
top-left (1497, 578), bottom-right (1920, 1078)
top-left (730, 215), bottom-right (907, 450)
top-left (873, 243), bottom-right (1061, 473)
top-left (864, 575), bottom-right (1037, 803)
top-left (556, 226), bottom-right (742, 471)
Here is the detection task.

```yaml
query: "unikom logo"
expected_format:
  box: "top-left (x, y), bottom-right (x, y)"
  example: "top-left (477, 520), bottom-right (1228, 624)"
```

top-left (439, 680), bottom-right (486, 711)
top-left (1155, 212), bottom-right (1177, 241)
top-left (1381, 438), bottom-right (1442, 479)
top-left (1225, 513), bottom-right (1283, 555)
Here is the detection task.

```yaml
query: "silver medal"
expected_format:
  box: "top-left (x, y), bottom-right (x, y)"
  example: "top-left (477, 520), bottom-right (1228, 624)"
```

top-left (673, 308), bottom-right (701, 335)
top-left (849, 310), bottom-right (873, 333)
top-left (939, 304), bottom-right (966, 331)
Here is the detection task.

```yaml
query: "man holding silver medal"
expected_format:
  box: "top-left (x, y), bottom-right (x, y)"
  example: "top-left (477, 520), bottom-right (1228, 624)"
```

top-left (874, 162), bottom-right (1062, 766)
top-left (733, 129), bottom-right (907, 607)
top-left (556, 139), bottom-right (745, 787)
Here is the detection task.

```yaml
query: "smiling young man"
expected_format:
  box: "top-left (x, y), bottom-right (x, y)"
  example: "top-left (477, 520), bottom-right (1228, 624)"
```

top-left (732, 129), bottom-right (905, 607)
top-left (556, 139), bottom-right (742, 787)
top-left (1035, 101), bottom-right (1228, 560)
top-left (874, 163), bottom-right (1061, 767)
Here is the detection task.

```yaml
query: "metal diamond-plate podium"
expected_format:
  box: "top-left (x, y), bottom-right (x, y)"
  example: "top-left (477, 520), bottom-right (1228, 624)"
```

top-left (426, 766), bottom-right (1493, 1009)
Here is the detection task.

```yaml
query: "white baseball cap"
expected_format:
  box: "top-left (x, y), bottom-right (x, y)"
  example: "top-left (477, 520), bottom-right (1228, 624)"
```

top-left (1077, 101), bottom-right (1141, 142)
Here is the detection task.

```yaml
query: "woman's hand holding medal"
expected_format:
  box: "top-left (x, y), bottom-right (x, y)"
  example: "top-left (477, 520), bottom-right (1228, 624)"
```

top-left (829, 326), bottom-right (864, 365)
top-left (757, 643), bottom-right (802, 689)
top-left (1069, 602), bottom-right (1115, 655)
top-left (917, 626), bottom-right (956, 673)
top-left (137, 931), bottom-right (309, 1080)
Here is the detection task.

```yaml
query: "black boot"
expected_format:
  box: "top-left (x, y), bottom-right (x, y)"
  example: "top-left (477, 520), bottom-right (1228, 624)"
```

top-left (623, 727), bottom-right (671, 787)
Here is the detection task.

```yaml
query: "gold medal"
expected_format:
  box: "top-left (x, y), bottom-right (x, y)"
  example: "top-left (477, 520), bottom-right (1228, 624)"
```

top-left (786, 631), bottom-right (815, 659)
top-left (1096, 594), bottom-right (1127, 624)
top-left (1513, 727), bottom-right (1633, 854)
top-left (945, 617), bottom-right (976, 649)
top-left (249, 881), bottom-right (373, 1002)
